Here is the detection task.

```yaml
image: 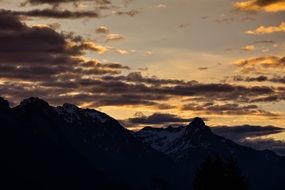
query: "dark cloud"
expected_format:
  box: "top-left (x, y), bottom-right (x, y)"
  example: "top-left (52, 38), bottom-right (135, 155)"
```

top-left (198, 67), bottom-right (208, 71)
top-left (253, 40), bottom-right (276, 44)
top-left (232, 75), bottom-right (285, 84)
top-left (233, 75), bottom-right (268, 82)
top-left (2, 9), bottom-right (100, 19)
top-left (215, 17), bottom-right (234, 23)
top-left (0, 12), bottom-right (283, 111)
top-left (249, 95), bottom-right (282, 103)
top-left (128, 113), bottom-right (190, 125)
top-left (212, 125), bottom-right (284, 141)
top-left (212, 125), bottom-right (285, 155)
top-left (21, 0), bottom-right (111, 7)
top-left (0, 12), bottom-right (76, 65)
top-left (10, 1), bottom-right (138, 19)
top-left (181, 102), bottom-right (278, 117)
top-left (241, 139), bottom-right (285, 156)
top-left (102, 72), bottom-right (187, 85)
top-left (271, 76), bottom-right (285, 84)
top-left (254, 0), bottom-right (285, 6)
top-left (115, 10), bottom-right (140, 16)
top-left (178, 23), bottom-right (190, 28)
top-left (0, 12), bottom-right (128, 81)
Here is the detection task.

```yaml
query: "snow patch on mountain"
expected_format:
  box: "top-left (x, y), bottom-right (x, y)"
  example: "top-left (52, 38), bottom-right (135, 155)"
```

top-left (55, 103), bottom-right (108, 124)
top-left (135, 126), bottom-right (186, 153)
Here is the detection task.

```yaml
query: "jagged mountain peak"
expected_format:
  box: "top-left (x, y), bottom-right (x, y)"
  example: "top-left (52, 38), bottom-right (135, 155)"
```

top-left (19, 97), bottom-right (49, 108)
top-left (55, 103), bottom-right (111, 124)
top-left (188, 117), bottom-right (205, 127)
top-left (0, 97), bottom-right (10, 110)
top-left (61, 103), bottom-right (80, 113)
top-left (186, 117), bottom-right (212, 135)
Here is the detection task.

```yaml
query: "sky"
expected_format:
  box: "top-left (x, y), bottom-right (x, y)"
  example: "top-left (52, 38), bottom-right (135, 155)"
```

top-left (0, 0), bottom-right (284, 136)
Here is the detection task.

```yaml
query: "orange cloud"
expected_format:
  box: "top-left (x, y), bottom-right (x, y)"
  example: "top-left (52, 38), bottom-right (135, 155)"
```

top-left (106, 33), bottom-right (125, 42)
top-left (235, 0), bottom-right (285, 13)
top-left (82, 41), bottom-right (108, 54)
top-left (246, 21), bottom-right (285, 34)
top-left (234, 55), bottom-right (285, 74)
top-left (115, 49), bottom-right (129, 55)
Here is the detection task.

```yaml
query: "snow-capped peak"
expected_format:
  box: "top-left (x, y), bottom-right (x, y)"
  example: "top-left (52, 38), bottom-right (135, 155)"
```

top-left (55, 103), bottom-right (109, 124)
top-left (135, 126), bottom-right (186, 153)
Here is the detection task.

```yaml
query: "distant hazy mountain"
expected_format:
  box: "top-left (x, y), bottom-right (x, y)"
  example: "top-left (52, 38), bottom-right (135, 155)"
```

top-left (0, 97), bottom-right (284, 190)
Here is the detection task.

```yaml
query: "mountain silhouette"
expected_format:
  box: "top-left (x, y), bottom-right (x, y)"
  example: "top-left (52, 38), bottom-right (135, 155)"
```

top-left (136, 118), bottom-right (285, 190)
top-left (0, 97), bottom-right (284, 190)
top-left (0, 97), bottom-right (173, 190)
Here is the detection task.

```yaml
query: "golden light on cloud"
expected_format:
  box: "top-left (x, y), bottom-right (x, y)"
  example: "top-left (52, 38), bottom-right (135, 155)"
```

top-left (0, 0), bottom-right (284, 131)
top-left (106, 33), bottom-right (125, 42)
top-left (115, 49), bottom-right (129, 55)
top-left (234, 55), bottom-right (285, 74)
top-left (246, 21), bottom-right (285, 34)
top-left (96, 26), bottom-right (110, 34)
top-left (235, 0), bottom-right (285, 13)
top-left (82, 41), bottom-right (108, 54)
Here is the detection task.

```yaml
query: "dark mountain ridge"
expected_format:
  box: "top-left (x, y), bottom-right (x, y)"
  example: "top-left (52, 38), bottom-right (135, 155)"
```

top-left (136, 117), bottom-right (285, 190)
top-left (0, 97), bottom-right (285, 190)
top-left (0, 97), bottom-right (174, 190)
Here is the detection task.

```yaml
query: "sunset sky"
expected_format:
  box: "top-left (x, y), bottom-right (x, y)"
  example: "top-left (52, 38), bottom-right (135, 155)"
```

top-left (0, 0), bottom-right (285, 135)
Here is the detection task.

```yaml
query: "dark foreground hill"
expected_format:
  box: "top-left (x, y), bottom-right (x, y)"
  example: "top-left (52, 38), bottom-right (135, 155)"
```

top-left (0, 97), bottom-right (173, 190)
top-left (0, 97), bottom-right (284, 190)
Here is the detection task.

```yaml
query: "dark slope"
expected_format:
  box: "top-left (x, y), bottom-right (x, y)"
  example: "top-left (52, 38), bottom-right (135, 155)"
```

top-left (0, 97), bottom-right (174, 190)
top-left (1, 97), bottom-right (284, 190)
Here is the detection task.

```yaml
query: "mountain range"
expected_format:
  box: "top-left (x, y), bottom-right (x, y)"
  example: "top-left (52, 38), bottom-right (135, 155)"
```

top-left (0, 97), bottom-right (284, 190)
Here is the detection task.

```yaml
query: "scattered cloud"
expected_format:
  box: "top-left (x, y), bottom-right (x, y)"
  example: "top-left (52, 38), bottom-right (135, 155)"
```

top-left (234, 56), bottom-right (285, 74)
top-left (240, 45), bottom-right (255, 51)
top-left (96, 25), bottom-right (110, 33)
top-left (198, 67), bottom-right (208, 71)
top-left (82, 41), bottom-right (109, 54)
top-left (115, 10), bottom-right (140, 16)
top-left (115, 49), bottom-right (128, 55)
top-left (145, 51), bottom-right (153, 56)
top-left (157, 4), bottom-right (167, 9)
top-left (178, 23), bottom-right (190, 28)
top-left (106, 33), bottom-right (125, 42)
top-left (246, 21), bottom-right (285, 34)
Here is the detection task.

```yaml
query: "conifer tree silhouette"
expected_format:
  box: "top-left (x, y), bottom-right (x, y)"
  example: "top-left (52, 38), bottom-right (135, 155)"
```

top-left (193, 156), bottom-right (248, 190)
